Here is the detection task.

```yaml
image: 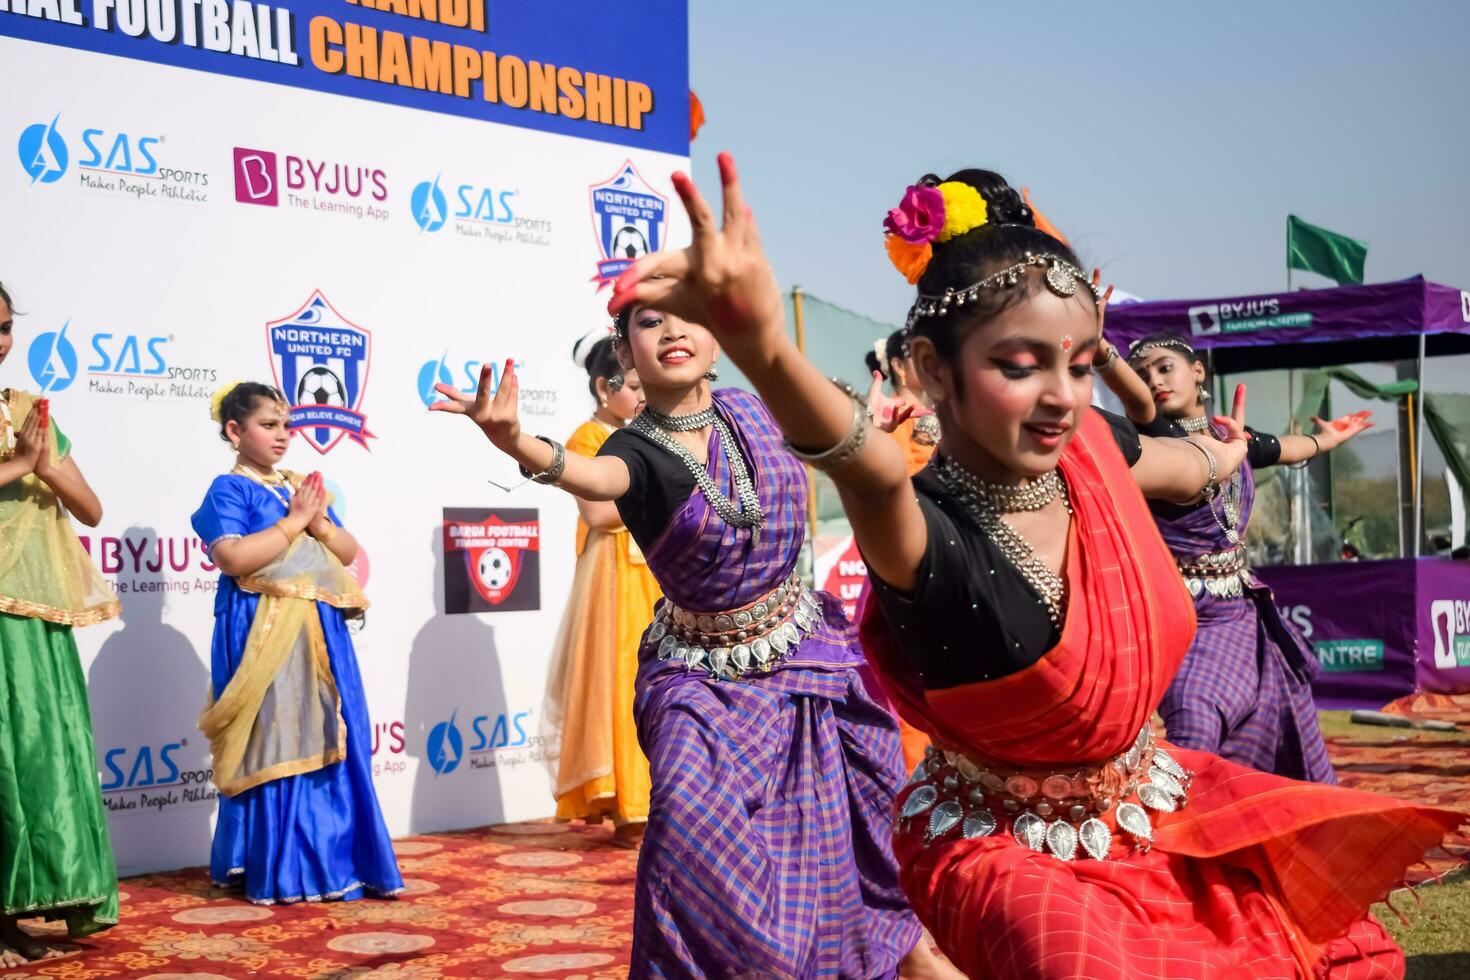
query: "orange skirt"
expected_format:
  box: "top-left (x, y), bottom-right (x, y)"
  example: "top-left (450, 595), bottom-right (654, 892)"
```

top-left (542, 526), bottom-right (661, 824)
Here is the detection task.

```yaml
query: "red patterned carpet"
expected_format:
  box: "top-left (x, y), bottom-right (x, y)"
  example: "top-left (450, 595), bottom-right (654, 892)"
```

top-left (3, 729), bottom-right (1467, 979)
top-left (1, 823), bottom-right (638, 979)
top-left (1326, 730), bottom-right (1470, 885)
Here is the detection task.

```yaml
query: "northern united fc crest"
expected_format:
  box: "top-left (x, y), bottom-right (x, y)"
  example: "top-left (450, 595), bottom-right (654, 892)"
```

top-left (589, 160), bottom-right (667, 290)
top-left (267, 291), bottom-right (374, 454)
top-left (442, 508), bottom-right (541, 614)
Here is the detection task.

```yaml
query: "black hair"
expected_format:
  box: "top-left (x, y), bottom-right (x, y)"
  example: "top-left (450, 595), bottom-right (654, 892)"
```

top-left (865, 328), bottom-right (911, 379)
top-left (1126, 332), bottom-right (1203, 366)
top-left (909, 169), bottom-right (1092, 370)
top-left (217, 382), bottom-right (286, 443)
top-left (579, 336), bottom-right (622, 399)
top-left (0, 281), bottom-right (18, 317)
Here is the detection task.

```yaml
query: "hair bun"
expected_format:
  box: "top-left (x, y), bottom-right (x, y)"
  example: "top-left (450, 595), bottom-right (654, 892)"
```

top-left (571, 324), bottom-right (615, 368)
top-left (210, 381), bottom-right (244, 423)
top-left (940, 169), bottom-right (1032, 228)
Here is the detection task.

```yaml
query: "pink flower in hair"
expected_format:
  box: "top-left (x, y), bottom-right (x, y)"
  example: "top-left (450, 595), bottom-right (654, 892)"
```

top-left (883, 184), bottom-right (945, 245)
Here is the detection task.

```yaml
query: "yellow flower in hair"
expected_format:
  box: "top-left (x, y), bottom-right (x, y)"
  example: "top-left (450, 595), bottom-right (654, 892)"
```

top-left (935, 182), bottom-right (989, 243)
top-left (209, 381), bottom-right (244, 424)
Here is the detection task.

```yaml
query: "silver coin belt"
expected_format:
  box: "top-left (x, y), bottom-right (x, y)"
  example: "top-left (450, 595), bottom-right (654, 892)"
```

top-left (648, 572), bottom-right (821, 681)
top-left (899, 724), bottom-right (1193, 862)
top-left (1178, 545), bottom-right (1249, 600)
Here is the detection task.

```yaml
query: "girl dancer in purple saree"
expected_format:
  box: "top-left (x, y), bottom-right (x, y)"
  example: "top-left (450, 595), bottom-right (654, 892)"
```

top-left (1121, 334), bottom-right (1371, 781)
top-left (432, 309), bottom-right (953, 977)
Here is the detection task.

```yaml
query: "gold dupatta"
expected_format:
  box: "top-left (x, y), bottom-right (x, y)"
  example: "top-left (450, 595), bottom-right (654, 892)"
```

top-left (199, 484), bottom-right (369, 798)
top-left (0, 389), bottom-right (119, 626)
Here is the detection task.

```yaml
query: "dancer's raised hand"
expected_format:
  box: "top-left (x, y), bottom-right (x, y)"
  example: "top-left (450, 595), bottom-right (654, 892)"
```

top-left (608, 153), bottom-right (783, 361)
top-left (1199, 383), bottom-right (1252, 481)
top-left (1311, 410), bottom-right (1373, 450)
top-left (431, 360), bottom-right (521, 450)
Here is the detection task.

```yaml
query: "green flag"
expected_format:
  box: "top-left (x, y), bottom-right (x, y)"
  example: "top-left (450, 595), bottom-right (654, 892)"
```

top-left (1287, 215), bottom-right (1367, 284)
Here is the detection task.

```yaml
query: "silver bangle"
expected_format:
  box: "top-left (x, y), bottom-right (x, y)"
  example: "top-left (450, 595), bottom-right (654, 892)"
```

top-left (1184, 438), bottom-right (1219, 499)
top-left (1094, 344), bottom-right (1118, 371)
top-left (518, 436), bottom-right (567, 485)
top-left (784, 378), bottom-right (872, 473)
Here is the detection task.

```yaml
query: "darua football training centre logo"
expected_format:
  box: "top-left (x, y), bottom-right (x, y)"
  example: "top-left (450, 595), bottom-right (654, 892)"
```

top-left (589, 160), bottom-right (666, 290)
top-left (266, 292), bottom-right (374, 454)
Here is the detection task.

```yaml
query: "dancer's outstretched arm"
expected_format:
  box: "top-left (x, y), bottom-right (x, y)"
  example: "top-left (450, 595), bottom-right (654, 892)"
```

top-left (431, 360), bottom-right (632, 502)
top-left (608, 154), bottom-right (1248, 588)
top-left (608, 155), bottom-right (924, 588)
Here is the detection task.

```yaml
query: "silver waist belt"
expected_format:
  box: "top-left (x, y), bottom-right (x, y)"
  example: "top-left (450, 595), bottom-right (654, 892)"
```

top-left (648, 572), bottom-right (821, 680)
top-left (901, 724), bottom-right (1193, 862)
top-left (1178, 546), bottom-right (1248, 599)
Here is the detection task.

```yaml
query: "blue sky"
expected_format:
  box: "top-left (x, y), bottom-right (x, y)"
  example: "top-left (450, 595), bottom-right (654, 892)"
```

top-left (687, 1), bottom-right (1469, 328)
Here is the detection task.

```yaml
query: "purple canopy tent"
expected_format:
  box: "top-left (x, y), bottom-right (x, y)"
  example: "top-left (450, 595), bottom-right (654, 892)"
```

top-left (1105, 276), bottom-right (1470, 352)
top-left (1107, 277), bottom-right (1470, 709)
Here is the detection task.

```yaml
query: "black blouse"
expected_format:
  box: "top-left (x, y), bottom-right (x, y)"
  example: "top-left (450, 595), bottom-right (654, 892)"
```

top-left (597, 427), bottom-right (700, 552)
top-left (870, 409), bottom-right (1143, 690)
top-left (1135, 415), bottom-right (1281, 521)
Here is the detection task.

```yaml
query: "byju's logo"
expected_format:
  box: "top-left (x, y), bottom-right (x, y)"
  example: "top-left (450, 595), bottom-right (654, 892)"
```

top-left (26, 322), bottom-right (78, 393)
top-left (17, 114), bottom-right (68, 184)
top-left (267, 291), bottom-right (375, 454)
top-left (1188, 304), bottom-right (1221, 337)
top-left (234, 147), bottom-right (278, 206)
top-left (410, 175), bottom-right (448, 232)
top-left (426, 710), bottom-right (464, 775)
top-left (1431, 599), bottom-right (1470, 669)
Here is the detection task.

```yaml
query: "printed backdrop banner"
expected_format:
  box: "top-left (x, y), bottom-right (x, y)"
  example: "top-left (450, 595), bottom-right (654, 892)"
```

top-left (1, 2), bottom-right (688, 875)
top-left (1257, 558), bottom-right (1470, 710)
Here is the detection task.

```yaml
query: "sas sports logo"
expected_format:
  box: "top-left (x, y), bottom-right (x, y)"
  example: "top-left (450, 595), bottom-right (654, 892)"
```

top-left (415, 353), bottom-right (512, 408)
top-left (589, 160), bottom-right (666, 290)
top-left (17, 114), bottom-right (68, 184)
top-left (26, 321), bottom-right (79, 393)
top-left (410, 175), bottom-right (449, 232)
top-left (426, 710), bottom-right (465, 775)
top-left (266, 291), bottom-right (375, 454)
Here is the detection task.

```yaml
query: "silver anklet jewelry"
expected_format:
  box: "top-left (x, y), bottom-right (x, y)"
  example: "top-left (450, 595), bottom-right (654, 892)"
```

top-left (519, 436), bottom-right (567, 485)
top-left (784, 379), bottom-right (872, 473)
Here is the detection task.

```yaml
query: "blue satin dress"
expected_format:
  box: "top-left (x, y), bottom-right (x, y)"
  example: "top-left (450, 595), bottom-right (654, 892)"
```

top-left (192, 474), bottom-right (402, 904)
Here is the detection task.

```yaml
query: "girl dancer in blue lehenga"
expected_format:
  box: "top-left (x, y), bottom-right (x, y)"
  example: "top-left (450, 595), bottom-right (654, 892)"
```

top-left (192, 382), bottom-right (402, 904)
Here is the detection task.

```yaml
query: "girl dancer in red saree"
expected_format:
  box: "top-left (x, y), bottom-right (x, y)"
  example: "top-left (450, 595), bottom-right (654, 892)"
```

top-left (609, 154), bottom-right (1462, 978)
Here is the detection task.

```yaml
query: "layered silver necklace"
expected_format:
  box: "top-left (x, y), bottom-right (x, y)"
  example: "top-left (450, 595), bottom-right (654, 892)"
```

top-left (936, 456), bottom-right (1071, 625)
top-left (1178, 414), bottom-right (1242, 544)
top-left (633, 404), bottom-right (767, 537)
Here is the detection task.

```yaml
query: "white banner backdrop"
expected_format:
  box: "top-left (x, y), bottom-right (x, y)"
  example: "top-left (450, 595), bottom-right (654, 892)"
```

top-left (1, 11), bottom-right (688, 874)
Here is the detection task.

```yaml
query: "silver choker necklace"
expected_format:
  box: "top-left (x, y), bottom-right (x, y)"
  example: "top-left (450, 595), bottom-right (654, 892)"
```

top-left (936, 457), bottom-right (1070, 625)
top-left (643, 404), bottom-right (719, 432)
top-left (1177, 415), bottom-right (1210, 434)
top-left (633, 407), bottom-right (767, 537)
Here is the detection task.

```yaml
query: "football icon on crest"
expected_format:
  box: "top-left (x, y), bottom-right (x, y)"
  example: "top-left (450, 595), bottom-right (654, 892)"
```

top-left (298, 365), bottom-right (348, 407)
top-left (476, 548), bottom-right (514, 591)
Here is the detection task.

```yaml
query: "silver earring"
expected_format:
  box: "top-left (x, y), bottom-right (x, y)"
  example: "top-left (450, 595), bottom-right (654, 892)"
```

top-left (608, 373), bottom-right (625, 393)
top-left (704, 367), bottom-right (720, 383)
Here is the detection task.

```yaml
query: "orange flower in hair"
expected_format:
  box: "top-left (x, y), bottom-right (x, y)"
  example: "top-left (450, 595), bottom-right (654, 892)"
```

top-left (885, 236), bottom-right (932, 285)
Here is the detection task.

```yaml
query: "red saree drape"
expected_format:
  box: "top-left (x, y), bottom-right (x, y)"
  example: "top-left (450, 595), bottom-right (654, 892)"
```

top-left (860, 411), bottom-right (1460, 978)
